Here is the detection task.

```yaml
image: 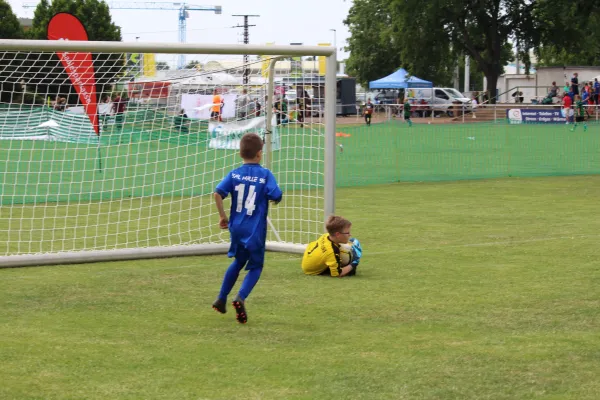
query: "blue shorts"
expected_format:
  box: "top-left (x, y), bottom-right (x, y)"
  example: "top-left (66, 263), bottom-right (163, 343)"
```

top-left (228, 242), bottom-right (265, 270)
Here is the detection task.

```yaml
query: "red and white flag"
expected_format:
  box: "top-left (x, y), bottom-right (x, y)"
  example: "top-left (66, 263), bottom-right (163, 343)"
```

top-left (47, 13), bottom-right (99, 135)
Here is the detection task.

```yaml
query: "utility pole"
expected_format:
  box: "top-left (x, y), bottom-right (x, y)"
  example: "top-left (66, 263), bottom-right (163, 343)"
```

top-left (233, 14), bottom-right (259, 85)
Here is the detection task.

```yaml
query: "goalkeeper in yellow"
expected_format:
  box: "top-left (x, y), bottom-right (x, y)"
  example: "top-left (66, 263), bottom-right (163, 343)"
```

top-left (301, 215), bottom-right (362, 277)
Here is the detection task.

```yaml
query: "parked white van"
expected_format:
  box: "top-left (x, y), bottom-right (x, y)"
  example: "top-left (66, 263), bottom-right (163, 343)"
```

top-left (407, 87), bottom-right (471, 114)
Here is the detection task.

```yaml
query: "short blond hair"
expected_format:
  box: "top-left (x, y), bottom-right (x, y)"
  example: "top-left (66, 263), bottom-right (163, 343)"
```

top-left (325, 215), bottom-right (351, 235)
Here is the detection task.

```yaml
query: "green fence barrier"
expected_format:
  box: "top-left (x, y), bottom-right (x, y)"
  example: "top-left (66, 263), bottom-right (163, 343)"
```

top-left (335, 119), bottom-right (600, 185)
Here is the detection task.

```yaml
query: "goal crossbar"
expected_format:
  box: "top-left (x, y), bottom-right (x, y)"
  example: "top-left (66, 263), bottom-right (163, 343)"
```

top-left (0, 39), bottom-right (335, 57)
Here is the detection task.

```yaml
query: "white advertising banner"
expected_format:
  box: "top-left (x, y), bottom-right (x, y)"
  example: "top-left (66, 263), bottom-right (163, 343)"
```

top-left (507, 109), bottom-right (523, 124)
top-left (208, 116), bottom-right (280, 150)
top-left (181, 94), bottom-right (238, 119)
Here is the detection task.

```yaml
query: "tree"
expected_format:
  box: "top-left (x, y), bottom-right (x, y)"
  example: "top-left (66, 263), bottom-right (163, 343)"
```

top-left (534, 0), bottom-right (600, 67)
top-left (21, 0), bottom-right (123, 105)
top-left (343, 0), bottom-right (402, 86)
top-left (25, 0), bottom-right (51, 40)
top-left (388, 0), bottom-right (536, 102)
top-left (388, 0), bottom-right (457, 86)
top-left (0, 0), bottom-right (23, 39)
top-left (27, 0), bottom-right (121, 41)
top-left (0, 1), bottom-right (25, 103)
top-left (185, 60), bottom-right (201, 69)
top-left (156, 61), bottom-right (170, 71)
top-left (346, 0), bottom-right (597, 102)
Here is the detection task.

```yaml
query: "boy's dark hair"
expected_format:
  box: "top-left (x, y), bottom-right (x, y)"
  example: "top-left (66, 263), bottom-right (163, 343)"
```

top-left (325, 215), bottom-right (351, 235)
top-left (240, 133), bottom-right (263, 159)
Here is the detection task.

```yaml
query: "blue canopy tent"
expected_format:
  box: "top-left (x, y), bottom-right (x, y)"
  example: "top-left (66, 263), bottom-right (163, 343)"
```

top-left (369, 68), bottom-right (433, 89)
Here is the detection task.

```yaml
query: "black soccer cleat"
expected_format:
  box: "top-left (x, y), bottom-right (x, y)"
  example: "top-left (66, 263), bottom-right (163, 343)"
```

top-left (212, 298), bottom-right (227, 314)
top-left (232, 295), bottom-right (248, 324)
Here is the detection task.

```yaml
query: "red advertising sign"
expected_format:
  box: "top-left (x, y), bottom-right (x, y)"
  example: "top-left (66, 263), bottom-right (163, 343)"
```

top-left (128, 81), bottom-right (172, 99)
top-left (47, 13), bottom-right (99, 135)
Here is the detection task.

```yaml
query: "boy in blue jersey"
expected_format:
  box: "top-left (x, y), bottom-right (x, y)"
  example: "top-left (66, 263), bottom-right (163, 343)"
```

top-left (212, 133), bottom-right (283, 324)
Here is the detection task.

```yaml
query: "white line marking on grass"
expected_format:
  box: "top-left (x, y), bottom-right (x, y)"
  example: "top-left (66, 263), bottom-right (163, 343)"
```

top-left (368, 234), bottom-right (600, 255)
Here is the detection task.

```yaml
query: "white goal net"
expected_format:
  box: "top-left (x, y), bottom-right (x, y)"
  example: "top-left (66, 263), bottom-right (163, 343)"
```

top-left (0, 40), bottom-right (336, 267)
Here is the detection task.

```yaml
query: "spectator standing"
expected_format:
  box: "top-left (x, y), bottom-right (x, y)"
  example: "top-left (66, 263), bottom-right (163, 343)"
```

top-left (236, 89), bottom-right (249, 119)
top-left (211, 89), bottom-right (222, 121)
top-left (296, 96), bottom-right (305, 128)
top-left (99, 95), bottom-right (111, 131)
top-left (588, 81), bottom-right (596, 106)
top-left (482, 91), bottom-right (489, 104)
top-left (403, 97), bottom-right (413, 127)
top-left (571, 72), bottom-right (579, 95)
top-left (274, 97), bottom-right (283, 126)
top-left (363, 98), bottom-right (374, 126)
top-left (254, 98), bottom-right (261, 117)
top-left (281, 97), bottom-right (289, 124)
top-left (582, 85), bottom-right (591, 117)
top-left (112, 94), bottom-right (126, 130)
top-left (471, 95), bottom-right (478, 119)
top-left (562, 92), bottom-right (573, 124)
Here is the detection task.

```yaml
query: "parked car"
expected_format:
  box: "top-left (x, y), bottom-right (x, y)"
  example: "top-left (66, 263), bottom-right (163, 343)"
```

top-left (407, 87), bottom-right (471, 115)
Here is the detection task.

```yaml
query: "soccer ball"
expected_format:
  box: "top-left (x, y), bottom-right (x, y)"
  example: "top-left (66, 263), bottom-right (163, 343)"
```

top-left (339, 243), bottom-right (354, 266)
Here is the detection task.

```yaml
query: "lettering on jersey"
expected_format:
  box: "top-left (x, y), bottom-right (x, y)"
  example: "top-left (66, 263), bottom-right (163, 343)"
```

top-left (242, 175), bottom-right (258, 183)
top-left (232, 173), bottom-right (266, 184)
top-left (319, 236), bottom-right (328, 253)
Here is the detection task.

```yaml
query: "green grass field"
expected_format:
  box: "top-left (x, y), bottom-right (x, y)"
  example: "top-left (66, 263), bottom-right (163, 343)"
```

top-left (2, 175), bottom-right (600, 399)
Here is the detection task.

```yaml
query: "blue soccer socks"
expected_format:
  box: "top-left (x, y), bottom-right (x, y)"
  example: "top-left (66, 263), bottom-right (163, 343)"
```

top-left (218, 259), bottom-right (244, 301)
top-left (238, 267), bottom-right (262, 300)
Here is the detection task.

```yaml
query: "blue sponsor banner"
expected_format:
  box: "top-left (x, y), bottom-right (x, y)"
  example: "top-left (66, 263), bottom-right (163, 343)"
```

top-left (507, 108), bottom-right (568, 124)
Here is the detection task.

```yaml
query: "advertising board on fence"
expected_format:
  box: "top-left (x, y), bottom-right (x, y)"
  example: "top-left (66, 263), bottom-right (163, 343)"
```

top-left (507, 108), bottom-right (566, 124)
top-left (208, 116), bottom-right (280, 150)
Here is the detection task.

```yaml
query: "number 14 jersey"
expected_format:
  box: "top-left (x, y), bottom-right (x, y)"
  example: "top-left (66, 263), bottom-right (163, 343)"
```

top-left (215, 163), bottom-right (283, 253)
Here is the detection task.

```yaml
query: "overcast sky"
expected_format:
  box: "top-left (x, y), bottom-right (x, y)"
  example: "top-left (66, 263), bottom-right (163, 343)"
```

top-left (8, 0), bottom-right (352, 61)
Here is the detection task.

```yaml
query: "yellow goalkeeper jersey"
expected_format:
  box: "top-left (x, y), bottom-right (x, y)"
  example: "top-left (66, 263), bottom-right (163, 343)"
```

top-left (301, 233), bottom-right (342, 276)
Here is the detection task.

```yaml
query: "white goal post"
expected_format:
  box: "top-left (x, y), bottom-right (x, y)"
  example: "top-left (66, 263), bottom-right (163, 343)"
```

top-left (0, 39), bottom-right (336, 268)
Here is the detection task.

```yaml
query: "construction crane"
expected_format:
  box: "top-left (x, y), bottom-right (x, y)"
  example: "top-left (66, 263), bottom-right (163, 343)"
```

top-left (22, 2), bottom-right (222, 69)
